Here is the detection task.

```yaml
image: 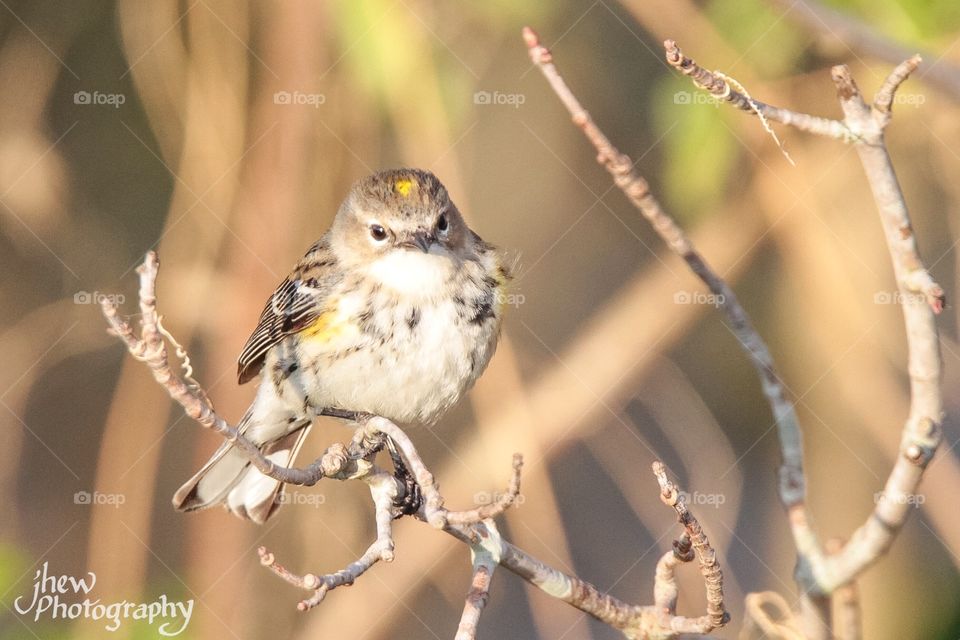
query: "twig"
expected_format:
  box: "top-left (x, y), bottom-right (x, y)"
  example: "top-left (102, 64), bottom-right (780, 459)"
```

top-left (258, 470), bottom-right (400, 610)
top-left (527, 25), bottom-right (944, 638)
top-left (454, 520), bottom-right (500, 640)
top-left (826, 539), bottom-right (861, 640)
top-left (832, 580), bottom-right (861, 640)
top-left (661, 38), bottom-right (944, 635)
top-left (107, 251), bottom-right (730, 638)
top-left (446, 454), bottom-right (523, 526)
top-left (451, 463), bottom-right (729, 637)
top-left (524, 27), bottom-right (808, 514)
top-left (652, 462), bottom-right (728, 629)
top-left (99, 252), bottom-right (367, 487)
top-left (663, 39), bottom-right (851, 140)
top-left (742, 592), bottom-right (804, 639)
top-left (873, 55), bottom-right (922, 115)
top-left (804, 60), bottom-right (944, 588)
top-left (368, 417), bottom-right (524, 528)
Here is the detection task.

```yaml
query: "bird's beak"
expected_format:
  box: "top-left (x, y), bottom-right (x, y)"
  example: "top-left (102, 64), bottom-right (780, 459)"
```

top-left (399, 230), bottom-right (433, 253)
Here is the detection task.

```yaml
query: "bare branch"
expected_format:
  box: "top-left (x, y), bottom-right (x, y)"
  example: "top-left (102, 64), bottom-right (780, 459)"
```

top-left (258, 470), bottom-right (400, 610)
top-left (99, 252), bottom-right (368, 488)
top-left (530, 26), bottom-right (944, 637)
top-left (525, 27), bottom-right (808, 516)
top-left (652, 462), bottom-right (729, 629)
top-left (108, 249), bottom-right (728, 636)
top-left (826, 539), bottom-right (861, 640)
top-left (446, 454), bottom-right (523, 526)
top-left (368, 417), bottom-right (524, 527)
top-left (457, 462), bottom-right (730, 637)
top-left (663, 39), bottom-right (850, 140)
top-left (742, 592), bottom-right (804, 639)
top-left (454, 521), bottom-right (500, 640)
top-left (806, 61), bottom-right (945, 590)
top-left (873, 54), bottom-right (922, 116)
top-left (660, 37), bottom-right (945, 633)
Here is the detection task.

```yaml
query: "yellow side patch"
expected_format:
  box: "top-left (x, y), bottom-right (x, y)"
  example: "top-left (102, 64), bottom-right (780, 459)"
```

top-left (394, 178), bottom-right (414, 197)
top-left (299, 310), bottom-right (345, 343)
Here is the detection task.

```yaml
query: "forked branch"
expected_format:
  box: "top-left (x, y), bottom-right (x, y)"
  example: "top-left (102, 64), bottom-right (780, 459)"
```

top-left (525, 25), bottom-right (943, 640)
top-left (664, 42), bottom-right (944, 610)
top-left (102, 252), bottom-right (728, 638)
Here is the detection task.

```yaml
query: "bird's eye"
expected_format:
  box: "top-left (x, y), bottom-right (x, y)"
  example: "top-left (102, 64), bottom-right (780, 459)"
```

top-left (370, 224), bottom-right (388, 242)
top-left (436, 213), bottom-right (449, 235)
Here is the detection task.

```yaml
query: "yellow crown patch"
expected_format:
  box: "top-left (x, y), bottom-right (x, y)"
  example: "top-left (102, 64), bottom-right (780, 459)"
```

top-left (394, 178), bottom-right (414, 197)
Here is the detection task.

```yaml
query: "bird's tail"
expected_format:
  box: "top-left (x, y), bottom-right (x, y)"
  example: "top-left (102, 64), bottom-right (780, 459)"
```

top-left (172, 412), bottom-right (312, 524)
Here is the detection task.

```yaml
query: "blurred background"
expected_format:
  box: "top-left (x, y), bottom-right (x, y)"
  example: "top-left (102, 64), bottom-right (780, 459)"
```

top-left (0, 0), bottom-right (958, 638)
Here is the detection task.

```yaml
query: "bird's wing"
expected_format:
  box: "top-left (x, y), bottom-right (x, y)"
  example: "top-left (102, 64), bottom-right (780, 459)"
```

top-left (237, 240), bottom-right (339, 384)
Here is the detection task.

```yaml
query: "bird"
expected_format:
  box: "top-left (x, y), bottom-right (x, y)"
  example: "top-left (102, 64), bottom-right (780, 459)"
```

top-left (172, 169), bottom-right (510, 523)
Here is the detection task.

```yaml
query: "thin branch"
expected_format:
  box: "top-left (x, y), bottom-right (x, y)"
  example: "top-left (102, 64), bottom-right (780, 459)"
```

top-left (368, 417), bottom-right (525, 528)
top-left (528, 26), bottom-right (944, 638)
top-left (258, 470), bottom-right (400, 610)
top-left (452, 463), bottom-right (729, 637)
top-left (660, 37), bottom-right (945, 633)
top-left (100, 252), bottom-right (368, 487)
top-left (826, 539), bottom-right (861, 640)
top-left (454, 520), bottom-right (500, 640)
top-left (525, 27), bottom-right (796, 630)
top-left (663, 39), bottom-right (851, 140)
top-left (446, 454), bottom-right (523, 526)
top-left (873, 54), bottom-right (922, 116)
top-left (742, 592), bottom-right (804, 639)
top-left (524, 27), bottom-right (808, 516)
top-left (652, 547), bottom-right (683, 617)
top-left (652, 462), bottom-right (729, 629)
top-left (106, 252), bottom-right (730, 638)
top-left (806, 60), bottom-right (944, 589)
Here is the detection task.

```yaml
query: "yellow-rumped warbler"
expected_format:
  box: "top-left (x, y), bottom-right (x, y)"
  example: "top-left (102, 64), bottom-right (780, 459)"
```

top-left (173, 169), bottom-right (510, 523)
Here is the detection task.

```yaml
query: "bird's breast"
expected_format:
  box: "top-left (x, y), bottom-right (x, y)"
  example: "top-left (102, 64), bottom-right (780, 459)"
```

top-left (287, 276), bottom-right (501, 424)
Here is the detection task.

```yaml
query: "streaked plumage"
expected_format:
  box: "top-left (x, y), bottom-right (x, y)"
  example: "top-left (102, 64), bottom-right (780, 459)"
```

top-left (173, 169), bottom-right (509, 523)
